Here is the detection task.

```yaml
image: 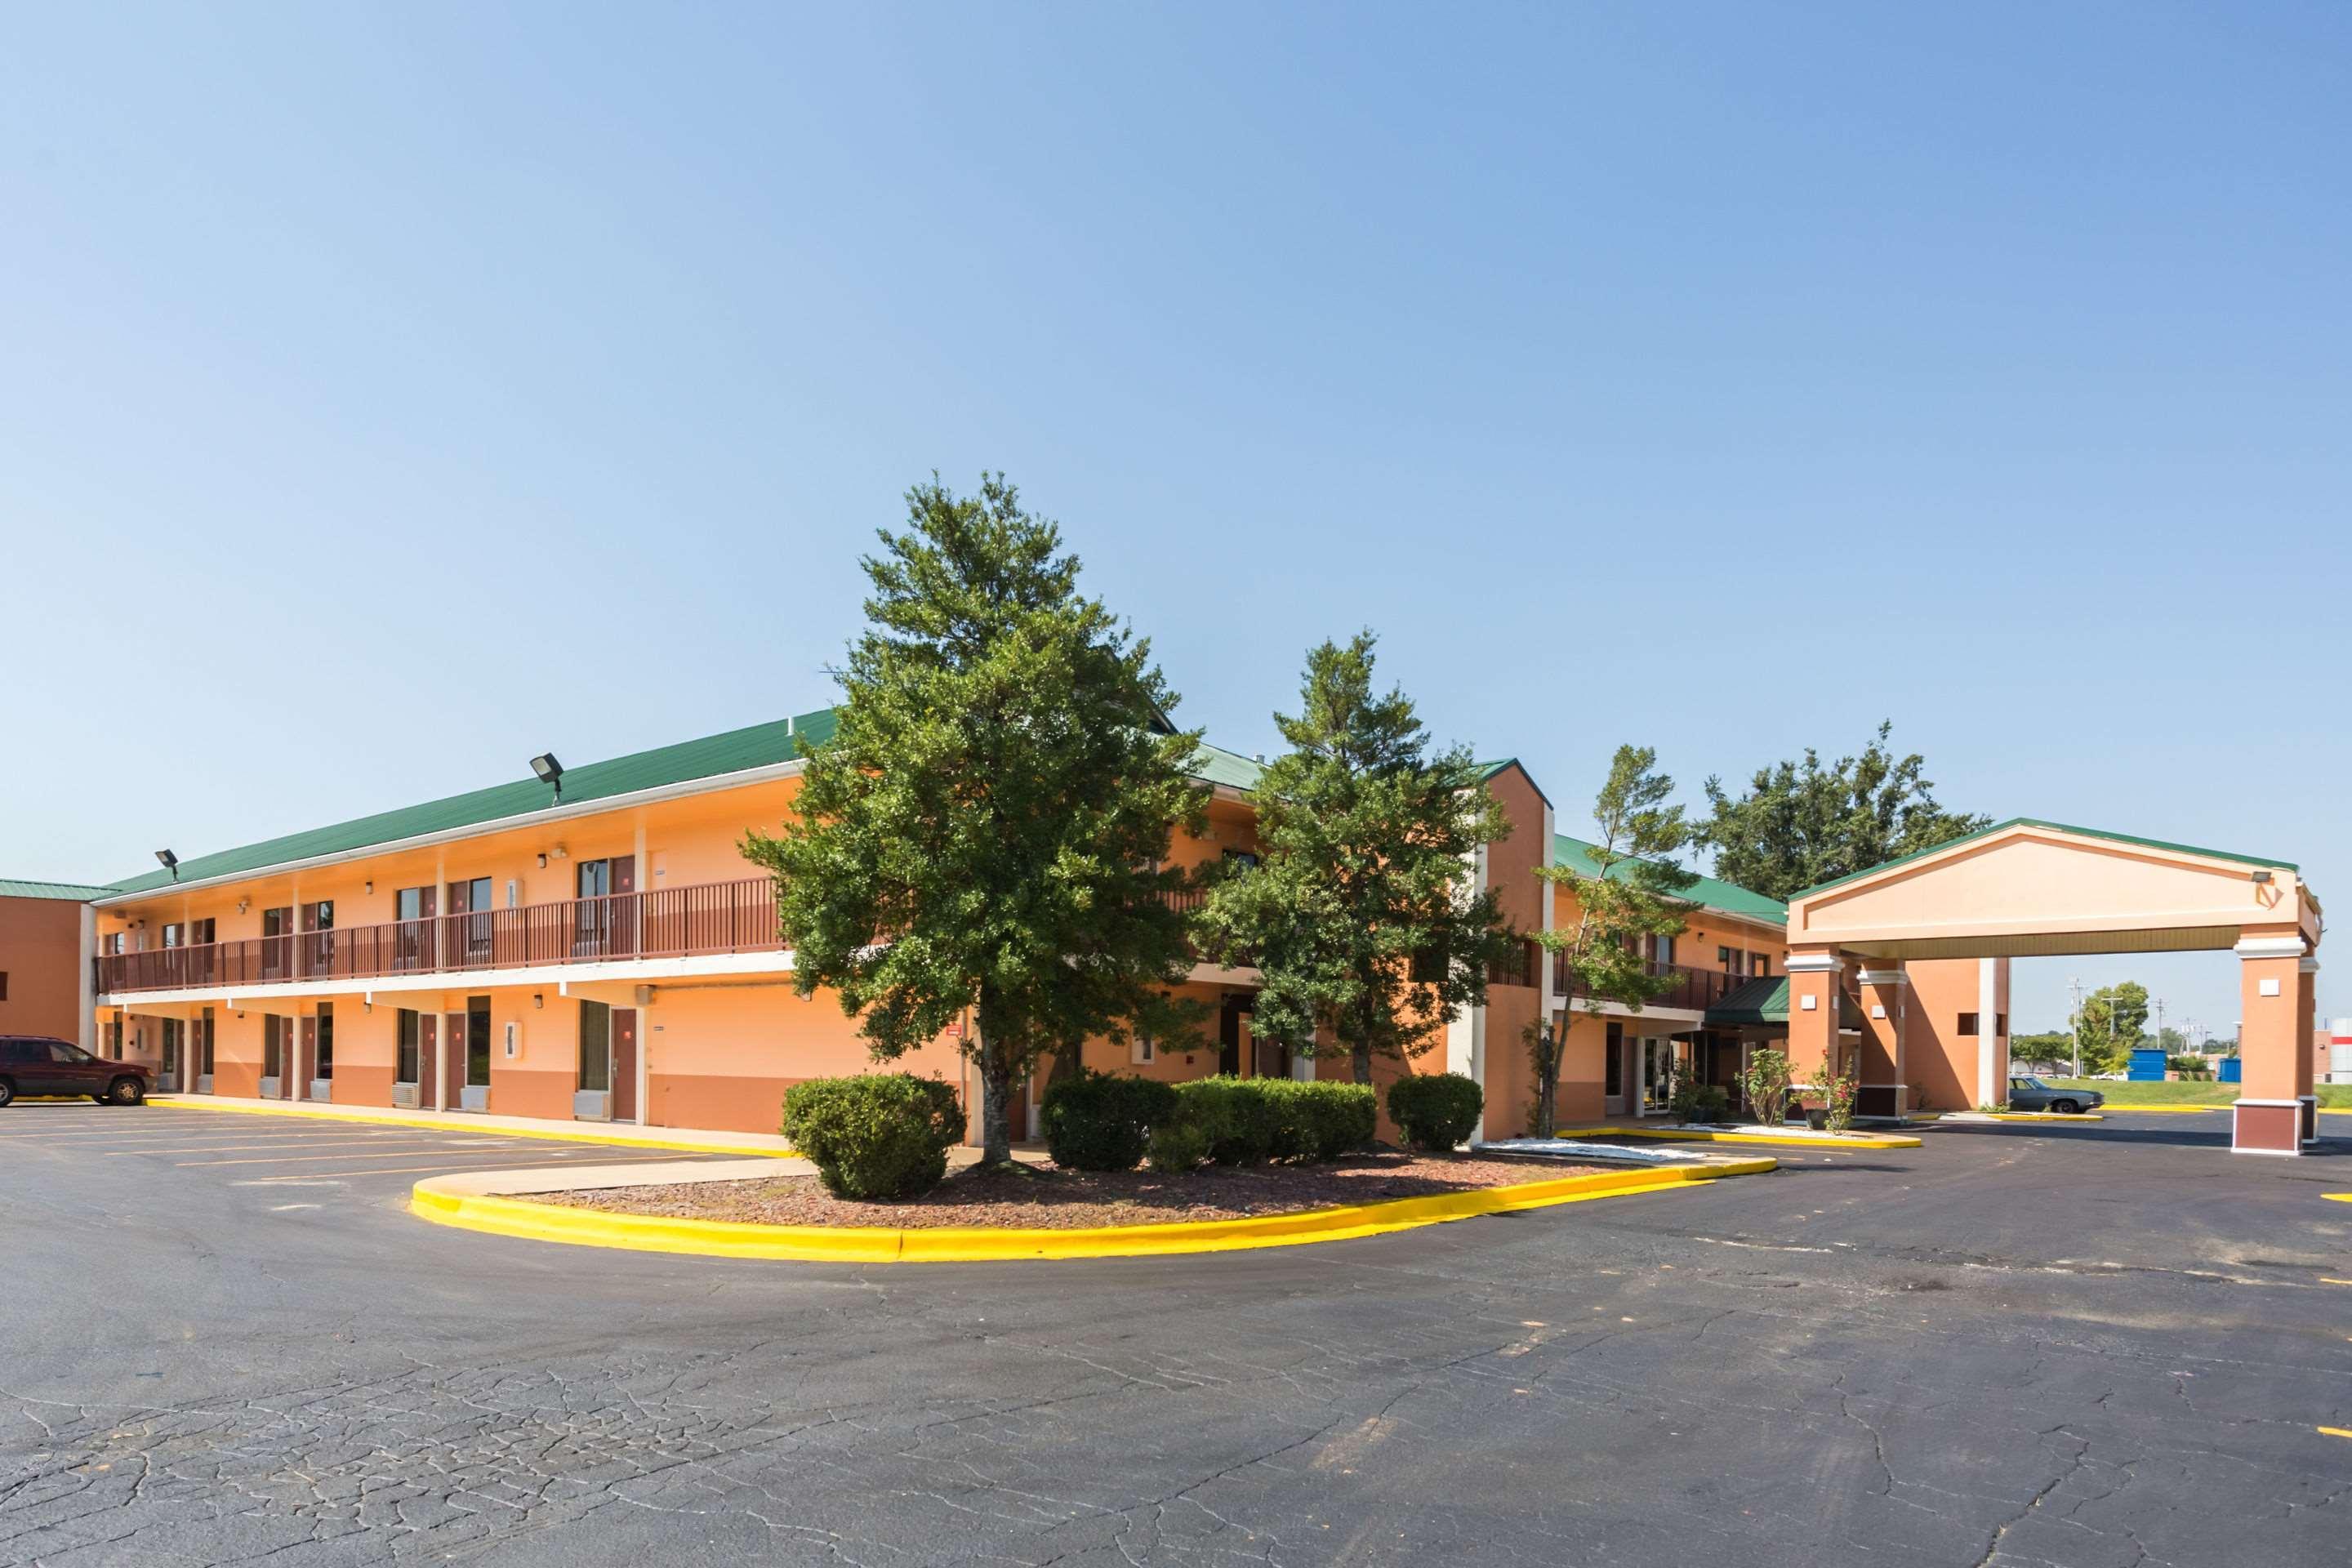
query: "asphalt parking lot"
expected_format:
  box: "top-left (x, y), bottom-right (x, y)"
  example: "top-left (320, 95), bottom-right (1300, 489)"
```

top-left (4, 1106), bottom-right (2350, 1568)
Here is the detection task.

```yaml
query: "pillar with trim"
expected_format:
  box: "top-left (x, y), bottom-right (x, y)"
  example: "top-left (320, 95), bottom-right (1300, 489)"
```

top-left (2234, 932), bottom-right (2309, 1155)
top-left (1857, 964), bottom-right (1908, 1118)
top-left (2297, 956), bottom-right (2319, 1144)
top-left (1784, 948), bottom-right (1842, 1100)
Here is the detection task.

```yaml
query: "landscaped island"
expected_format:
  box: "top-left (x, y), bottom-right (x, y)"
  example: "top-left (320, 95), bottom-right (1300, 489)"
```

top-left (537, 1150), bottom-right (1602, 1230)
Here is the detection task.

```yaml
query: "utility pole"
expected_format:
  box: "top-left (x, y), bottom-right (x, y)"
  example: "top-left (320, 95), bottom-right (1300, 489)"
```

top-left (2153, 998), bottom-right (2165, 1062)
top-left (2069, 977), bottom-right (2084, 1079)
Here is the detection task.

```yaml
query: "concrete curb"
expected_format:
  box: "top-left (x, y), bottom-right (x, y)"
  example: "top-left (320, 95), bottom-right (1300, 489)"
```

top-left (1937, 1111), bottom-right (2106, 1124)
top-left (408, 1156), bottom-right (1780, 1264)
top-left (147, 1094), bottom-right (798, 1158)
top-left (1550, 1124), bottom-right (1924, 1151)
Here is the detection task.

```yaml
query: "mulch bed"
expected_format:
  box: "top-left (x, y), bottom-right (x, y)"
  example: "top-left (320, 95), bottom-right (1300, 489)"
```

top-left (534, 1151), bottom-right (1604, 1230)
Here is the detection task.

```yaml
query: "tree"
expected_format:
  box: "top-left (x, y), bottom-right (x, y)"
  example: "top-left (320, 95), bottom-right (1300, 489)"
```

top-left (1198, 632), bottom-right (1517, 1086)
top-left (1697, 722), bottom-right (1990, 902)
top-left (2070, 981), bottom-right (2149, 1076)
top-left (743, 474), bottom-right (1206, 1166)
top-left (1526, 746), bottom-right (1699, 1135)
top-left (2009, 1031), bottom-right (2076, 1073)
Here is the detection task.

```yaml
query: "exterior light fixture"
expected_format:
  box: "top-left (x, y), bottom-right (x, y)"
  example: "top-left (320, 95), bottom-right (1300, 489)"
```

top-left (2252, 870), bottom-right (2274, 884)
top-left (530, 752), bottom-right (564, 801)
top-left (155, 849), bottom-right (178, 880)
top-left (532, 993), bottom-right (544, 1009)
top-left (363, 880), bottom-right (373, 895)
top-left (236, 899), bottom-right (248, 915)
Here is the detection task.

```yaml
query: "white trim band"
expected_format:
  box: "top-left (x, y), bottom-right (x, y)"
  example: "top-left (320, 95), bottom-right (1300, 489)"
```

top-left (2234, 937), bottom-right (2307, 959)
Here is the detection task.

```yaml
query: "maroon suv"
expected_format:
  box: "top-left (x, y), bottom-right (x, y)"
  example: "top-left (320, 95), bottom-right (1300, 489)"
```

top-left (0, 1036), bottom-right (148, 1107)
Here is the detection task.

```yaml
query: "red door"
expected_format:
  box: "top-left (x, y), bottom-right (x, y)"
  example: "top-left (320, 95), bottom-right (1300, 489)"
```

top-left (443, 1011), bottom-right (467, 1109)
top-left (611, 1008), bottom-right (639, 1122)
top-left (610, 857), bottom-right (638, 958)
top-left (299, 1016), bottom-right (317, 1094)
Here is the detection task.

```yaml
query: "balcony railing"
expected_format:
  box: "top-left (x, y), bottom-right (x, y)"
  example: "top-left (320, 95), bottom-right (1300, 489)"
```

top-left (95, 877), bottom-right (781, 996)
top-left (1552, 953), bottom-right (1755, 1013)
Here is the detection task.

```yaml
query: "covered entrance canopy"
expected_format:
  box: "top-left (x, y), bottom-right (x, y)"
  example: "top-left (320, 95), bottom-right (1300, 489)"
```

top-left (1782, 818), bottom-right (2321, 1155)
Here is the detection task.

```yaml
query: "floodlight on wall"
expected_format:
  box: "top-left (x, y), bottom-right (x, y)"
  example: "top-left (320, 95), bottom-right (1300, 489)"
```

top-left (530, 752), bottom-right (564, 802)
top-left (154, 849), bottom-right (178, 880)
top-left (2252, 870), bottom-right (2274, 884)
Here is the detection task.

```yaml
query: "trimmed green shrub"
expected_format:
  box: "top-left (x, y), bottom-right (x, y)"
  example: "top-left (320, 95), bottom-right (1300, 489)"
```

top-left (781, 1073), bottom-right (964, 1200)
top-left (1264, 1080), bottom-right (1377, 1162)
top-left (1387, 1071), bottom-right (1483, 1152)
top-left (1042, 1070), bottom-right (1179, 1172)
top-left (1144, 1076), bottom-right (1377, 1170)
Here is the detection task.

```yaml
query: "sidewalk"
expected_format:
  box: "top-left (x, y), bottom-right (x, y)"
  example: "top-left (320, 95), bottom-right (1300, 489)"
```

top-left (147, 1092), bottom-right (800, 1157)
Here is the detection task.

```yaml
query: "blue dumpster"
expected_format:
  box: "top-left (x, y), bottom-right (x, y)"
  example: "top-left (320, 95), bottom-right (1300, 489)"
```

top-left (2218, 1057), bottom-right (2242, 1084)
top-left (2127, 1046), bottom-right (2170, 1082)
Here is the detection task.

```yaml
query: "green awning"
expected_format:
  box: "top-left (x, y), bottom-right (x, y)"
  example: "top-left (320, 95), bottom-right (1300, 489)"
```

top-left (1704, 976), bottom-right (1865, 1031)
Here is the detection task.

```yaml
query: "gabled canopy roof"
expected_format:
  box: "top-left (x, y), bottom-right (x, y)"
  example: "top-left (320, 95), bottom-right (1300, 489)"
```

top-left (1784, 817), bottom-right (2319, 960)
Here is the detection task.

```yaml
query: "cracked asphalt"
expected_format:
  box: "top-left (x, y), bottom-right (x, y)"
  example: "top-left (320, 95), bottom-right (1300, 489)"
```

top-left (4, 1103), bottom-right (2350, 1567)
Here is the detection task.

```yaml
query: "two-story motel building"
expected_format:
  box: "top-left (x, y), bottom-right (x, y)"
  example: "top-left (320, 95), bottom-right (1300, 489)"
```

top-left (4, 711), bottom-right (2008, 1142)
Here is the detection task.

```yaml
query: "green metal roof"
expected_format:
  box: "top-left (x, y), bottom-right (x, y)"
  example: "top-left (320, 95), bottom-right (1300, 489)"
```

top-left (99, 707), bottom-right (1274, 899)
top-left (1552, 834), bottom-right (1788, 925)
top-left (0, 879), bottom-right (114, 902)
top-left (1788, 817), bottom-right (2300, 902)
top-left (1704, 976), bottom-right (1865, 1030)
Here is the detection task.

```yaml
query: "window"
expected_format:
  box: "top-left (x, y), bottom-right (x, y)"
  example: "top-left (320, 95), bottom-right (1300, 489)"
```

top-left (1717, 946), bottom-right (1736, 972)
top-left (579, 1000), bottom-right (612, 1092)
top-left (162, 923), bottom-right (184, 948)
top-left (467, 996), bottom-right (492, 1087)
top-left (1996, 1013), bottom-right (2007, 1038)
top-left (396, 1009), bottom-right (421, 1084)
top-left (0, 972), bottom-right (7, 1001)
top-left (1958, 1013), bottom-right (1979, 1037)
top-left (1221, 849), bottom-right (1260, 871)
top-left (50, 1041), bottom-right (96, 1065)
top-left (315, 1003), bottom-right (335, 1078)
top-left (104, 933), bottom-right (125, 956)
top-left (1131, 1033), bottom-right (1156, 1066)
top-left (396, 888), bottom-right (427, 921)
top-left (1751, 954), bottom-right (1770, 978)
top-left (189, 919), bottom-right (215, 945)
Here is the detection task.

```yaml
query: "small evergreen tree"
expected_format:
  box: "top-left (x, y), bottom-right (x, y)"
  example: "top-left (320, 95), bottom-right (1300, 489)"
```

top-left (1198, 632), bottom-right (1516, 1085)
top-left (1530, 746), bottom-right (1699, 1136)
top-left (744, 474), bottom-right (1206, 1166)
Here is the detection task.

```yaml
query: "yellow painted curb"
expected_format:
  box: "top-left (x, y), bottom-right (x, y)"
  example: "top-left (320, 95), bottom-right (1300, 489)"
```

top-left (2322, 1193), bottom-right (2352, 1204)
top-left (2097, 1104), bottom-right (2226, 1114)
top-left (1552, 1125), bottom-right (1922, 1151)
top-left (409, 1157), bottom-right (1778, 1263)
top-left (147, 1095), bottom-right (796, 1158)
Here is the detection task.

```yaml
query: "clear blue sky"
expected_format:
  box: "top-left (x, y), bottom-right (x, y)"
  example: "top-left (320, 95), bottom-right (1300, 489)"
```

top-left (7, 4), bottom-right (2348, 1037)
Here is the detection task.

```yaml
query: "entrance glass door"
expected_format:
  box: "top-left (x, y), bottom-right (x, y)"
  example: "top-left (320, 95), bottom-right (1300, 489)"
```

top-left (1640, 1038), bottom-right (1677, 1116)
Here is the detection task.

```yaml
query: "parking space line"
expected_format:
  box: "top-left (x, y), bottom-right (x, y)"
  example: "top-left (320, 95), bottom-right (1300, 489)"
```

top-left (173, 1145), bottom-right (606, 1167)
top-left (238, 1153), bottom-right (716, 1182)
top-left (105, 1138), bottom-right (527, 1156)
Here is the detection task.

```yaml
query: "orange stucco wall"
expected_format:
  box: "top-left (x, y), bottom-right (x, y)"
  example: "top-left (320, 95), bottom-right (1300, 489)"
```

top-left (0, 895), bottom-right (85, 1043)
top-left (1904, 958), bottom-right (2007, 1112)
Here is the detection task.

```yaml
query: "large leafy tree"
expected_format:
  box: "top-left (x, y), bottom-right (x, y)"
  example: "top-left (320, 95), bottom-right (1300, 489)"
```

top-left (744, 474), bottom-right (1206, 1166)
top-left (1199, 632), bottom-right (1516, 1085)
top-left (1697, 721), bottom-right (1989, 902)
top-left (1527, 746), bottom-right (1699, 1134)
top-left (2073, 980), bottom-right (2150, 1076)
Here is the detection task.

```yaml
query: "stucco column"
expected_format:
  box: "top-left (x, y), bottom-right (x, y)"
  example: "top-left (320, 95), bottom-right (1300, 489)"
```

top-left (2233, 933), bottom-right (2306, 1155)
top-left (1784, 948), bottom-right (1842, 1092)
top-left (2298, 956), bottom-right (2320, 1144)
top-left (1858, 965), bottom-right (1908, 1118)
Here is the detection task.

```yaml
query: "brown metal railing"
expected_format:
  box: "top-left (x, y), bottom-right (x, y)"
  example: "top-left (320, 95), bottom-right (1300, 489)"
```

top-left (96, 877), bottom-right (781, 995)
top-left (1551, 952), bottom-right (1754, 1013)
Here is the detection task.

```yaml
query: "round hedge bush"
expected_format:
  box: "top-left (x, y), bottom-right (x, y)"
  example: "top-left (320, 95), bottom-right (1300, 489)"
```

top-left (1265, 1080), bottom-right (1377, 1163)
top-left (1041, 1070), bottom-right (1179, 1172)
top-left (1387, 1071), bottom-right (1483, 1152)
top-left (781, 1072), bottom-right (964, 1200)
